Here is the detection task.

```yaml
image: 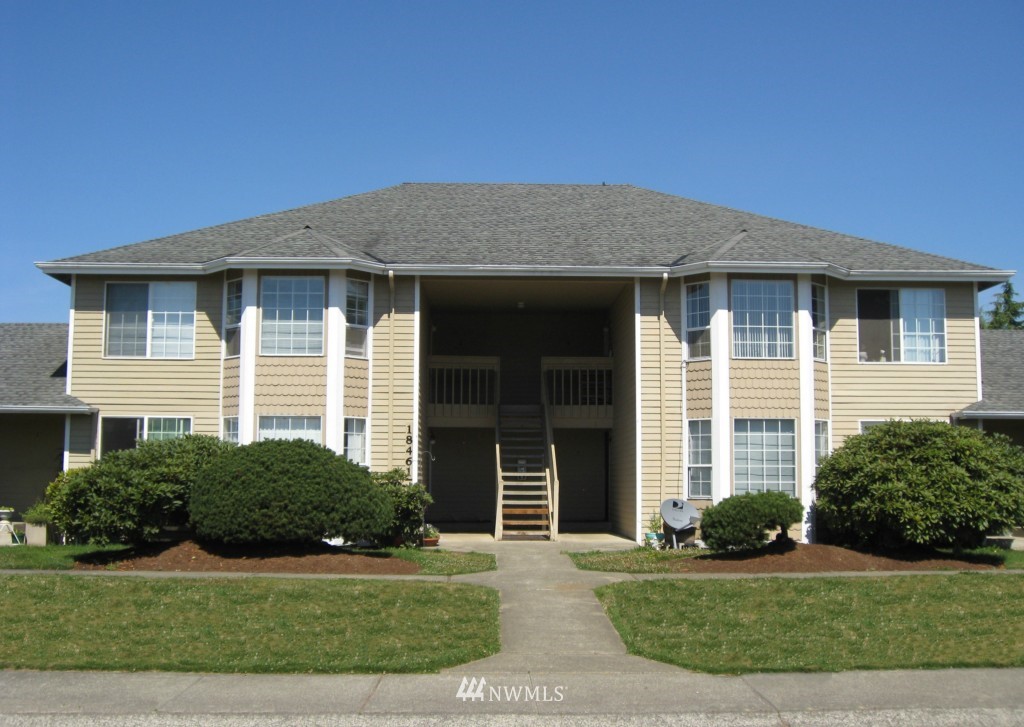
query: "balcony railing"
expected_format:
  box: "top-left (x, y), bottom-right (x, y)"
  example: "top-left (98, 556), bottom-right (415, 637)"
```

top-left (541, 357), bottom-right (614, 427)
top-left (427, 356), bottom-right (500, 425)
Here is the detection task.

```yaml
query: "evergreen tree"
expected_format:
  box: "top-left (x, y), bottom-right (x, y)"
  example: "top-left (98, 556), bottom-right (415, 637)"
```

top-left (982, 281), bottom-right (1024, 329)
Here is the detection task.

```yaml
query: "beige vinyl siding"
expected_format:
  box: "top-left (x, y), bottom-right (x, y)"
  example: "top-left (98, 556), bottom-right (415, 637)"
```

top-left (417, 288), bottom-right (430, 486)
top-left (814, 362), bottom-right (830, 419)
top-left (639, 279), bottom-right (683, 525)
top-left (344, 358), bottom-right (370, 416)
top-left (253, 357), bottom-right (326, 424)
top-left (608, 283), bottom-right (636, 538)
top-left (222, 357), bottom-right (239, 417)
top-left (829, 281), bottom-right (979, 446)
top-left (370, 275), bottom-right (416, 473)
top-left (69, 276), bottom-right (222, 439)
top-left (67, 414), bottom-right (96, 468)
top-left (731, 359), bottom-right (801, 418)
top-left (685, 361), bottom-right (712, 419)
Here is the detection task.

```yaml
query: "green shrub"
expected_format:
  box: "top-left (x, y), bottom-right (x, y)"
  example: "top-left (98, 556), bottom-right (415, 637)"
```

top-left (190, 439), bottom-right (393, 545)
top-left (46, 435), bottom-right (232, 544)
top-left (21, 501), bottom-right (51, 525)
top-left (700, 492), bottom-right (805, 551)
top-left (813, 420), bottom-right (1024, 550)
top-left (371, 468), bottom-right (434, 544)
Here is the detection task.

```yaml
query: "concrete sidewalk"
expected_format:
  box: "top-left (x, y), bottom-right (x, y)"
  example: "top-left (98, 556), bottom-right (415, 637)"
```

top-left (3, 535), bottom-right (1023, 725)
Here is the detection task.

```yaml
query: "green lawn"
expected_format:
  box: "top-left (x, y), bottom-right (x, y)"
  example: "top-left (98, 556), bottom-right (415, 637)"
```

top-left (0, 544), bottom-right (495, 576)
top-left (596, 574), bottom-right (1024, 674)
top-left (570, 545), bottom-right (1024, 573)
top-left (2, 575), bottom-right (500, 673)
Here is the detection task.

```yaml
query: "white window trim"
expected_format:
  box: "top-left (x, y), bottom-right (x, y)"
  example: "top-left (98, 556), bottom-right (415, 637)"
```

top-left (343, 416), bottom-right (368, 466)
top-left (103, 281), bottom-right (197, 360)
top-left (256, 415), bottom-right (324, 444)
top-left (858, 419), bottom-right (888, 433)
top-left (686, 418), bottom-right (713, 499)
top-left (345, 278), bottom-right (371, 359)
top-left (223, 276), bottom-right (243, 360)
top-left (733, 418), bottom-right (798, 496)
top-left (222, 416), bottom-right (239, 444)
top-left (685, 281), bottom-right (711, 361)
top-left (730, 279), bottom-right (796, 360)
top-left (813, 420), bottom-right (831, 468)
top-left (258, 275), bottom-right (326, 357)
top-left (98, 414), bottom-right (194, 454)
top-left (811, 282), bottom-right (828, 362)
top-left (854, 287), bottom-right (948, 366)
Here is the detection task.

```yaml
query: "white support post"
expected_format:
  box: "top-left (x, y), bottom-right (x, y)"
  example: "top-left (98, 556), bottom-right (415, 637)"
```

top-left (238, 270), bottom-right (258, 444)
top-left (797, 275), bottom-right (816, 541)
top-left (325, 271), bottom-right (346, 454)
top-left (709, 273), bottom-right (731, 504)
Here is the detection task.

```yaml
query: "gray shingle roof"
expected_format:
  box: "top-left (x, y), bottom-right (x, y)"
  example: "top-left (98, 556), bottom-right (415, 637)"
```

top-left (0, 324), bottom-right (91, 413)
top-left (44, 183), bottom-right (1004, 276)
top-left (961, 330), bottom-right (1024, 416)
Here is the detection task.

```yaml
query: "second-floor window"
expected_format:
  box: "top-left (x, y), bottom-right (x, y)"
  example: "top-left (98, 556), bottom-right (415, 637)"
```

top-left (346, 279), bottom-right (369, 357)
top-left (260, 276), bottom-right (324, 356)
top-left (105, 281), bottom-right (196, 358)
top-left (732, 280), bottom-right (794, 359)
top-left (224, 277), bottom-right (242, 357)
top-left (811, 283), bottom-right (827, 361)
top-left (686, 282), bottom-right (711, 359)
top-left (857, 288), bottom-right (946, 363)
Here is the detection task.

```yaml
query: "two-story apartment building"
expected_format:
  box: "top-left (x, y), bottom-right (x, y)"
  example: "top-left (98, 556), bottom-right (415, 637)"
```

top-left (34, 183), bottom-right (1013, 541)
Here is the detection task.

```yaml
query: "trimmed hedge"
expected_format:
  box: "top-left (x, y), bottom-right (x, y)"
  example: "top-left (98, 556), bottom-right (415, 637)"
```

top-left (813, 420), bottom-right (1024, 550)
top-left (46, 435), bottom-right (232, 545)
top-left (700, 492), bottom-right (805, 551)
top-left (371, 468), bottom-right (434, 544)
top-left (190, 439), bottom-right (393, 545)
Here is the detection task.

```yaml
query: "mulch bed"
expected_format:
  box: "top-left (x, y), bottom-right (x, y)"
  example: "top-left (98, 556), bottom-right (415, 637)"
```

top-left (667, 540), bottom-right (996, 574)
top-left (73, 540), bottom-right (420, 575)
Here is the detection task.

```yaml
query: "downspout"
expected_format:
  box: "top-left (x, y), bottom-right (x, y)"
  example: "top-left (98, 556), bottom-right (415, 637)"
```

top-left (388, 270), bottom-right (395, 469)
top-left (659, 272), bottom-right (668, 507)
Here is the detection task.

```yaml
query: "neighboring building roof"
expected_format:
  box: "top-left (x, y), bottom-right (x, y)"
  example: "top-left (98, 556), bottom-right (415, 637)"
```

top-left (38, 183), bottom-right (1012, 283)
top-left (959, 330), bottom-right (1024, 418)
top-left (0, 324), bottom-right (92, 414)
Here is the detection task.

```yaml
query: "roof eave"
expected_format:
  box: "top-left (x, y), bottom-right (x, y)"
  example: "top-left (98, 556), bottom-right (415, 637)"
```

top-left (955, 410), bottom-right (1024, 420)
top-left (0, 405), bottom-right (95, 415)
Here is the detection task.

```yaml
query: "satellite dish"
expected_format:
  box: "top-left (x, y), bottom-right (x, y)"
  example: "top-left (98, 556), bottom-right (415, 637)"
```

top-left (660, 499), bottom-right (701, 532)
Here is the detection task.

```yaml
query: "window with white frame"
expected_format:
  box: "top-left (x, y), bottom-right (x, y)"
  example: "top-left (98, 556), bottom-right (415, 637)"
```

top-left (257, 416), bottom-right (322, 443)
top-left (860, 420), bottom-right (886, 433)
top-left (686, 282), bottom-right (711, 359)
top-left (811, 283), bottom-right (827, 361)
top-left (105, 282), bottom-right (196, 358)
top-left (344, 417), bottom-right (367, 466)
top-left (734, 419), bottom-right (796, 496)
top-left (224, 277), bottom-right (242, 358)
top-left (857, 288), bottom-right (946, 363)
top-left (732, 280), bottom-right (794, 359)
top-left (100, 416), bottom-right (192, 455)
top-left (222, 417), bottom-right (239, 444)
top-left (687, 419), bottom-right (712, 498)
top-left (814, 420), bottom-right (830, 470)
top-left (345, 279), bottom-right (369, 357)
top-left (260, 276), bottom-right (324, 355)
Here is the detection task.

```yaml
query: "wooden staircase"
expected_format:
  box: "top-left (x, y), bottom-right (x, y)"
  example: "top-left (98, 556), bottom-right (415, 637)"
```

top-left (496, 405), bottom-right (552, 539)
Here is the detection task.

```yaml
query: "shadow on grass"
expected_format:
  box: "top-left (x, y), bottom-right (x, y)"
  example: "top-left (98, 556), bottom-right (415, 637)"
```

top-left (73, 539), bottom-right (398, 567)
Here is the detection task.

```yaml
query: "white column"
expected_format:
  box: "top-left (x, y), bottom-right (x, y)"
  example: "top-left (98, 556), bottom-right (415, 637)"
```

top-left (64, 276), bottom-right (77, 470)
top-left (709, 273), bottom-right (731, 504)
top-left (238, 270), bottom-right (258, 444)
top-left (633, 278), bottom-right (643, 542)
top-left (679, 279), bottom-right (688, 499)
top-left (797, 275), bottom-right (816, 541)
top-left (324, 271), bottom-right (347, 454)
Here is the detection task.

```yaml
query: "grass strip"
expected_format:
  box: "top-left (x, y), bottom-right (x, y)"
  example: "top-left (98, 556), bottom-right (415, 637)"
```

top-left (596, 574), bottom-right (1024, 674)
top-left (570, 545), bottom-right (1024, 573)
top-left (385, 547), bottom-right (496, 575)
top-left (2, 575), bottom-right (499, 674)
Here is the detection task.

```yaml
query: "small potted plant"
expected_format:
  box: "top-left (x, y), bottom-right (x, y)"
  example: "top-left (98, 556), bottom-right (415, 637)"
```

top-left (644, 511), bottom-right (664, 549)
top-left (421, 523), bottom-right (440, 548)
top-left (0, 505), bottom-right (13, 521)
top-left (22, 502), bottom-right (52, 547)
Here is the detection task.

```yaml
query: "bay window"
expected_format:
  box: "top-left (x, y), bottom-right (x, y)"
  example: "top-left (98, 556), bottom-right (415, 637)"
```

top-left (686, 282), bottom-right (711, 359)
top-left (732, 280), bottom-right (794, 359)
top-left (260, 276), bottom-right (324, 355)
top-left (733, 419), bottom-right (796, 496)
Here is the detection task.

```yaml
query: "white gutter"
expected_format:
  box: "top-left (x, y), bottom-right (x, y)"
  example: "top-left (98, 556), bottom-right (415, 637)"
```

top-left (955, 411), bottom-right (1024, 420)
top-left (0, 405), bottom-right (94, 414)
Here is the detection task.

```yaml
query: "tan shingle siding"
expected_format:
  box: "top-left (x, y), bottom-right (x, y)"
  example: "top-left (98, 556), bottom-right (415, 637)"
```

top-left (814, 363), bottom-right (830, 419)
top-left (344, 358), bottom-right (370, 417)
top-left (686, 361), bottom-right (712, 419)
top-left (730, 359), bottom-right (801, 418)
top-left (253, 357), bottom-right (326, 414)
top-left (222, 357), bottom-right (239, 417)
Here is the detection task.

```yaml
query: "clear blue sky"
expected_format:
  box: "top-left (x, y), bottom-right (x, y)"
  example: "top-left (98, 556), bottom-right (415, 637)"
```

top-left (2, 0), bottom-right (1021, 322)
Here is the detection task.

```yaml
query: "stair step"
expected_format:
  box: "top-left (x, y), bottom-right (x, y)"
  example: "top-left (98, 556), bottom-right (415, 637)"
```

top-left (503, 508), bottom-right (550, 515)
top-left (502, 520), bottom-right (550, 527)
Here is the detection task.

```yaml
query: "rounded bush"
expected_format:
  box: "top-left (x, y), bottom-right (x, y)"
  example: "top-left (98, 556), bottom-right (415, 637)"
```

top-left (46, 435), bottom-right (232, 544)
top-left (700, 492), bottom-right (805, 551)
top-left (190, 439), bottom-right (393, 544)
top-left (371, 468), bottom-right (434, 543)
top-left (813, 420), bottom-right (1024, 550)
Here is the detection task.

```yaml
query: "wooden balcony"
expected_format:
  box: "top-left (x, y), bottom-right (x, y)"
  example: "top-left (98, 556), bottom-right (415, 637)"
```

top-left (542, 357), bottom-right (614, 428)
top-left (427, 356), bottom-right (500, 427)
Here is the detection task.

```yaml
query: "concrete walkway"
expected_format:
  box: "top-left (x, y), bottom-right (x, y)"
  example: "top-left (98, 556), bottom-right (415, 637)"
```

top-left (3, 534), bottom-right (1024, 725)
